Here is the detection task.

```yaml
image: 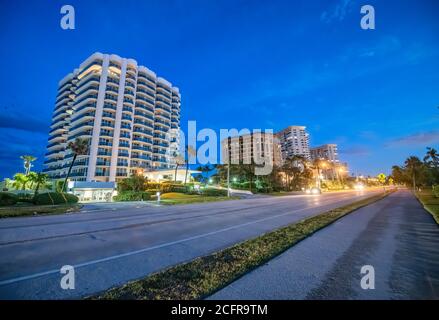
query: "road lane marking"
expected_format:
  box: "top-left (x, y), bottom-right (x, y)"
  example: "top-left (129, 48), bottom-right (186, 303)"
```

top-left (0, 192), bottom-right (380, 286)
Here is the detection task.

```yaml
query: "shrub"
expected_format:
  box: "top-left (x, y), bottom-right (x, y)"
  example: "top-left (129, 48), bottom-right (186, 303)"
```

top-left (33, 192), bottom-right (79, 205)
top-left (201, 188), bottom-right (228, 197)
top-left (16, 192), bottom-right (34, 203)
top-left (433, 185), bottom-right (439, 198)
top-left (170, 185), bottom-right (189, 193)
top-left (0, 192), bottom-right (18, 206)
top-left (113, 191), bottom-right (151, 201)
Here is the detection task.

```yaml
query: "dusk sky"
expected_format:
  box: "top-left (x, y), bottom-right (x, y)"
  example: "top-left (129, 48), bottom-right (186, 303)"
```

top-left (0, 0), bottom-right (438, 179)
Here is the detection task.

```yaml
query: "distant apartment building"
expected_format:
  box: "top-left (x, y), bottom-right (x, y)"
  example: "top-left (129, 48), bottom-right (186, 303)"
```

top-left (221, 132), bottom-right (282, 167)
top-left (44, 52), bottom-right (181, 182)
top-left (276, 126), bottom-right (310, 161)
top-left (310, 144), bottom-right (339, 163)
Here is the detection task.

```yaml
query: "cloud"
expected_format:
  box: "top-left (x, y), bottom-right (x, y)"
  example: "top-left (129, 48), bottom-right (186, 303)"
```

top-left (385, 131), bottom-right (439, 147)
top-left (321, 0), bottom-right (354, 23)
top-left (0, 112), bottom-right (49, 134)
top-left (339, 145), bottom-right (370, 155)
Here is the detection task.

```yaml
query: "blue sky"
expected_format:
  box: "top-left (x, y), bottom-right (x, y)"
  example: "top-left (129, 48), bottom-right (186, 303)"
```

top-left (0, 0), bottom-right (438, 179)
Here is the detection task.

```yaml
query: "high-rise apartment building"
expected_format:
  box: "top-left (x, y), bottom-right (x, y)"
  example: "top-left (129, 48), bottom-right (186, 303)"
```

top-left (44, 53), bottom-right (181, 182)
top-left (276, 126), bottom-right (310, 161)
top-left (221, 132), bottom-right (282, 167)
top-left (310, 144), bottom-right (339, 163)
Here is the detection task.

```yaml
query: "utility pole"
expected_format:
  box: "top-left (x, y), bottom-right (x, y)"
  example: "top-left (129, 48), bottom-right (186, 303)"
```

top-left (227, 159), bottom-right (230, 197)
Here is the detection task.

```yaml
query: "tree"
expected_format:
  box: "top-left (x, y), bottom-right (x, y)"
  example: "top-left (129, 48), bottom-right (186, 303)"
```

top-left (62, 138), bottom-right (89, 191)
top-left (173, 152), bottom-right (185, 182)
top-left (184, 145), bottom-right (196, 185)
top-left (377, 173), bottom-right (386, 185)
top-left (117, 174), bottom-right (148, 192)
top-left (424, 147), bottom-right (439, 167)
top-left (282, 155), bottom-right (309, 190)
top-left (424, 147), bottom-right (439, 185)
top-left (311, 158), bottom-right (328, 189)
top-left (196, 165), bottom-right (214, 185)
top-left (12, 173), bottom-right (29, 190)
top-left (29, 172), bottom-right (49, 198)
top-left (391, 165), bottom-right (408, 185)
top-left (404, 156), bottom-right (424, 191)
top-left (20, 155), bottom-right (37, 175)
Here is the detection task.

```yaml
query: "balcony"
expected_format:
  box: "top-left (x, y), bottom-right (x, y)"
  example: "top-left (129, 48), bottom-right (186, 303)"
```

top-left (107, 77), bottom-right (119, 85)
top-left (106, 86), bottom-right (119, 94)
top-left (132, 145), bottom-right (151, 152)
top-left (96, 161), bottom-right (110, 166)
top-left (136, 95), bottom-right (154, 106)
top-left (104, 94), bottom-right (118, 102)
top-left (134, 111), bottom-right (154, 121)
top-left (119, 143), bottom-right (130, 148)
top-left (117, 162), bottom-right (128, 167)
top-left (101, 121), bottom-right (115, 128)
top-left (75, 92), bottom-right (98, 104)
top-left (118, 152), bottom-right (130, 157)
top-left (131, 154), bottom-right (151, 161)
top-left (133, 137), bottom-right (152, 144)
top-left (135, 103), bottom-right (154, 114)
top-left (70, 121), bottom-right (94, 133)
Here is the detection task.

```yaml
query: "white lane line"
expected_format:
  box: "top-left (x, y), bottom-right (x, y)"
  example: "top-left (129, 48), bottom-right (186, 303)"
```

top-left (0, 193), bottom-right (376, 286)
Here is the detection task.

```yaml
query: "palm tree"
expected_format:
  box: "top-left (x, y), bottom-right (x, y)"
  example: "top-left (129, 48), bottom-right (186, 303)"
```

top-left (405, 156), bottom-right (423, 191)
top-left (196, 165), bottom-right (213, 185)
top-left (20, 155), bottom-right (37, 175)
top-left (29, 172), bottom-right (49, 198)
top-left (173, 152), bottom-right (185, 182)
top-left (184, 145), bottom-right (197, 185)
top-left (13, 173), bottom-right (29, 190)
top-left (62, 138), bottom-right (89, 191)
top-left (311, 158), bottom-right (327, 189)
top-left (424, 147), bottom-right (438, 168)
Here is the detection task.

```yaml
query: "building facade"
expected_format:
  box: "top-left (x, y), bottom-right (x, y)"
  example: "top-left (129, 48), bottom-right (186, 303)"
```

top-left (221, 132), bottom-right (282, 167)
top-left (276, 126), bottom-right (310, 161)
top-left (310, 144), bottom-right (339, 163)
top-left (44, 53), bottom-right (181, 182)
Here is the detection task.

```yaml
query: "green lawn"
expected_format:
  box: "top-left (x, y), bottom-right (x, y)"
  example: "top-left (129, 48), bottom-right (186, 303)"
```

top-left (0, 204), bottom-right (82, 218)
top-left (93, 190), bottom-right (393, 300)
top-left (152, 192), bottom-right (239, 205)
top-left (415, 189), bottom-right (439, 224)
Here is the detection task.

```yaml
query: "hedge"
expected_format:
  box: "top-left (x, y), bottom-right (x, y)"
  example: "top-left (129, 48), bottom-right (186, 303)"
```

top-left (113, 191), bottom-right (151, 201)
top-left (201, 188), bottom-right (228, 197)
top-left (0, 192), bottom-right (18, 206)
top-left (33, 192), bottom-right (79, 205)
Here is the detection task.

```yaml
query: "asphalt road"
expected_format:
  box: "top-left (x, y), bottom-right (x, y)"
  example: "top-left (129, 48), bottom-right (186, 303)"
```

top-left (0, 189), bottom-right (382, 299)
top-left (210, 190), bottom-right (439, 300)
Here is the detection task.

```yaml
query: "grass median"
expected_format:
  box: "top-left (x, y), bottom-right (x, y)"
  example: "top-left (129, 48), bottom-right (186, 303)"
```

top-left (94, 190), bottom-right (393, 300)
top-left (0, 204), bottom-right (82, 218)
top-left (153, 192), bottom-right (240, 205)
top-left (415, 189), bottom-right (439, 224)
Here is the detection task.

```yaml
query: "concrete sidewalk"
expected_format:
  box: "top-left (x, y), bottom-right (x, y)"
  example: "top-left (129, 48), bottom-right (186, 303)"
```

top-left (209, 190), bottom-right (439, 300)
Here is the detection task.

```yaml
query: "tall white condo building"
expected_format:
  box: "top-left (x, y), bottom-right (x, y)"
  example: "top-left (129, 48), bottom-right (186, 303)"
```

top-left (44, 53), bottom-right (181, 182)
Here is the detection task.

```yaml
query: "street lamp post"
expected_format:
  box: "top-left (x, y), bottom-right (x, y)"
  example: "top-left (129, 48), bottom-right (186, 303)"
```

top-left (227, 160), bottom-right (230, 198)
